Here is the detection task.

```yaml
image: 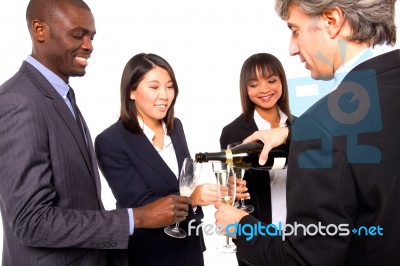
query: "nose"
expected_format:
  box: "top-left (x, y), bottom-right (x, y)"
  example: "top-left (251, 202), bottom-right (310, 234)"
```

top-left (258, 79), bottom-right (269, 93)
top-left (289, 36), bottom-right (299, 56)
top-left (259, 84), bottom-right (268, 93)
top-left (81, 36), bottom-right (94, 52)
top-left (159, 87), bottom-right (168, 100)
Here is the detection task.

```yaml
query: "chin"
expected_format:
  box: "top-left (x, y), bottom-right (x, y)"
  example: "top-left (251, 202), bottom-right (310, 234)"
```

top-left (70, 70), bottom-right (87, 77)
top-left (311, 72), bottom-right (334, 81)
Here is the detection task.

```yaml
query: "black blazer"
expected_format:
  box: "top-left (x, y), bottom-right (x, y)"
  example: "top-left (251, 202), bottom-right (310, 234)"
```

top-left (220, 113), bottom-right (294, 224)
top-left (236, 50), bottom-right (400, 266)
top-left (95, 119), bottom-right (205, 266)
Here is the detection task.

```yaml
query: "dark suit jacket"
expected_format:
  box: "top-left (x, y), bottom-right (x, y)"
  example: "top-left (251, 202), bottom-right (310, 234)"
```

top-left (220, 113), bottom-right (294, 224)
top-left (236, 50), bottom-right (400, 266)
top-left (95, 119), bottom-right (205, 266)
top-left (0, 61), bottom-right (129, 265)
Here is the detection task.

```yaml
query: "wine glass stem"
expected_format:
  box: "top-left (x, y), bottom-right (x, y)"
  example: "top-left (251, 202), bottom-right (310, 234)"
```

top-left (226, 236), bottom-right (230, 246)
top-left (240, 176), bottom-right (246, 207)
top-left (173, 222), bottom-right (181, 232)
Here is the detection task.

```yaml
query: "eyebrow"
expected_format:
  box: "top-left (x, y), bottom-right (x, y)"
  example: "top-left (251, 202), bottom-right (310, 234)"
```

top-left (71, 27), bottom-right (96, 36)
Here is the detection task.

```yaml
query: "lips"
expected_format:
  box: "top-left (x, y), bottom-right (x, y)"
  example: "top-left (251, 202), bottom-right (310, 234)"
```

top-left (155, 104), bottom-right (169, 111)
top-left (258, 94), bottom-right (273, 101)
top-left (75, 56), bottom-right (89, 67)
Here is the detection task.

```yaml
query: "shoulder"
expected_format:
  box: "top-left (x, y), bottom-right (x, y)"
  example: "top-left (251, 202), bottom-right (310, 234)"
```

top-left (222, 113), bottom-right (250, 131)
top-left (95, 120), bottom-right (125, 144)
top-left (173, 117), bottom-right (183, 127)
top-left (172, 117), bottom-right (185, 133)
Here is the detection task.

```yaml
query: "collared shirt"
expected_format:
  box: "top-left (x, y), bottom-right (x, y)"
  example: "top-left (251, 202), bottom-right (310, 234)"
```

top-left (253, 108), bottom-right (288, 130)
top-left (253, 108), bottom-right (288, 226)
top-left (25, 55), bottom-right (135, 235)
top-left (139, 119), bottom-right (179, 178)
top-left (332, 43), bottom-right (396, 91)
top-left (26, 56), bottom-right (75, 117)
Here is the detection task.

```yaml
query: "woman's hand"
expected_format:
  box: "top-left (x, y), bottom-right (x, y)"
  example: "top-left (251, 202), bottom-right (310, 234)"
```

top-left (190, 183), bottom-right (219, 207)
top-left (235, 178), bottom-right (250, 200)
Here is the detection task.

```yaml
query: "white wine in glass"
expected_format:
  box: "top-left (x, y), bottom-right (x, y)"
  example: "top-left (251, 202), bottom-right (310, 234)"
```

top-left (227, 142), bottom-right (255, 213)
top-left (164, 158), bottom-right (201, 238)
top-left (212, 161), bottom-right (237, 253)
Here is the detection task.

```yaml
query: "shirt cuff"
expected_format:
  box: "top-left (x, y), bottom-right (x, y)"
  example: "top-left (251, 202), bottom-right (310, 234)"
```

top-left (127, 208), bottom-right (134, 235)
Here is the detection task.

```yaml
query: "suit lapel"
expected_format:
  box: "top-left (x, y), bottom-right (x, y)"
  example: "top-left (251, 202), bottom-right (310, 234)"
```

top-left (81, 116), bottom-right (105, 209)
top-left (52, 92), bottom-right (95, 180)
top-left (123, 127), bottom-right (179, 190)
top-left (170, 131), bottom-right (187, 180)
top-left (239, 115), bottom-right (259, 140)
top-left (23, 62), bottom-right (95, 181)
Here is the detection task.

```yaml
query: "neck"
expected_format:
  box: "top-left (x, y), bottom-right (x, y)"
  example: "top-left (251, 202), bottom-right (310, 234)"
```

top-left (255, 106), bottom-right (280, 128)
top-left (333, 39), bottom-right (370, 72)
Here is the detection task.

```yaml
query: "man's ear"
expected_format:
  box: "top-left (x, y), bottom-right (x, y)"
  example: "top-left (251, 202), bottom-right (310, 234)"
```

top-left (31, 20), bottom-right (46, 42)
top-left (322, 7), bottom-right (345, 39)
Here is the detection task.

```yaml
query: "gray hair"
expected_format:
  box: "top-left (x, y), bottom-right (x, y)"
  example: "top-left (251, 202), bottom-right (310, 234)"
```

top-left (275, 0), bottom-right (397, 46)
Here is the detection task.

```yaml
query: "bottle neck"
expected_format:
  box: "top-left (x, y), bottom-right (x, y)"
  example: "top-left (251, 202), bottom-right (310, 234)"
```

top-left (195, 151), bottom-right (228, 163)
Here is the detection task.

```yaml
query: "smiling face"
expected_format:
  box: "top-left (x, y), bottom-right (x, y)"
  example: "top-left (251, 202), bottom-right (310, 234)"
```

top-left (247, 68), bottom-right (282, 113)
top-left (130, 66), bottom-right (175, 127)
top-left (31, 3), bottom-right (96, 82)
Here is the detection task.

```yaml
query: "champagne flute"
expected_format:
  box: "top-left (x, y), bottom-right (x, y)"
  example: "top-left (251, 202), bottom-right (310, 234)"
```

top-left (227, 142), bottom-right (254, 213)
top-left (164, 158), bottom-right (201, 238)
top-left (212, 161), bottom-right (237, 253)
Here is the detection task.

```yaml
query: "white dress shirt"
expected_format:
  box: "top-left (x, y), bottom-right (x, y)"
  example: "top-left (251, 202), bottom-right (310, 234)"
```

top-left (254, 109), bottom-right (288, 226)
top-left (139, 119), bottom-right (179, 179)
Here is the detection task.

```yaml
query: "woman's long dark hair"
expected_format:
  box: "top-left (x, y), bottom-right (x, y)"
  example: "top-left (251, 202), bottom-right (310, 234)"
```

top-left (119, 53), bottom-right (179, 135)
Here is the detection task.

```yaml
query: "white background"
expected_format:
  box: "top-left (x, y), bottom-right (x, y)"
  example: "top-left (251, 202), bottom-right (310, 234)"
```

top-left (1, 1), bottom-right (399, 265)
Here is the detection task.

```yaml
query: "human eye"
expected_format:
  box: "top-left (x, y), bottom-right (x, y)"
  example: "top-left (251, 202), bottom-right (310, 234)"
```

top-left (248, 82), bottom-right (258, 89)
top-left (71, 29), bottom-right (84, 39)
top-left (268, 76), bottom-right (279, 84)
top-left (291, 28), bottom-right (299, 37)
top-left (167, 82), bottom-right (174, 90)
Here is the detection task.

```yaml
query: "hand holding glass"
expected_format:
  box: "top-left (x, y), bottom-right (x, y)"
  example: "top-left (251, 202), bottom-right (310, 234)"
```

top-left (164, 158), bottom-right (201, 238)
top-left (227, 142), bottom-right (254, 213)
top-left (212, 161), bottom-right (237, 253)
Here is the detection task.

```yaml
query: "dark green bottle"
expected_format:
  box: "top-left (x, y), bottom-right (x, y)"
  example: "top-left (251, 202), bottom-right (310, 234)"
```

top-left (195, 142), bottom-right (287, 170)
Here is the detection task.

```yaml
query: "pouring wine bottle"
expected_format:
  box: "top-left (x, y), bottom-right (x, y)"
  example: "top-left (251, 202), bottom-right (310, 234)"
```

top-left (194, 141), bottom-right (288, 170)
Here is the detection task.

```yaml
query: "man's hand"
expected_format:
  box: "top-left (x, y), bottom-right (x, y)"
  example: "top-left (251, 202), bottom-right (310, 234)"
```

top-left (214, 201), bottom-right (248, 239)
top-left (243, 127), bottom-right (289, 165)
top-left (133, 195), bottom-right (190, 229)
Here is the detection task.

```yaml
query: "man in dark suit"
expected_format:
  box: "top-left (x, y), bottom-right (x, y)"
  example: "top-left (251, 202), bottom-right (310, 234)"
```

top-left (0, 0), bottom-right (189, 265)
top-left (215, 1), bottom-right (400, 265)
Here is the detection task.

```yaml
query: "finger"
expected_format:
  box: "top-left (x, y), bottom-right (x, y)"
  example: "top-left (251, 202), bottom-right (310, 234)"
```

top-left (175, 195), bottom-right (190, 204)
top-left (259, 145), bottom-right (271, 165)
top-left (175, 202), bottom-right (189, 212)
top-left (242, 131), bottom-right (260, 144)
top-left (214, 201), bottom-right (223, 209)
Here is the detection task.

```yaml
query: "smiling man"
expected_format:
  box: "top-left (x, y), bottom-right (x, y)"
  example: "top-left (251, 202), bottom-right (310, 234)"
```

top-left (215, 0), bottom-right (400, 265)
top-left (0, 0), bottom-right (190, 265)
